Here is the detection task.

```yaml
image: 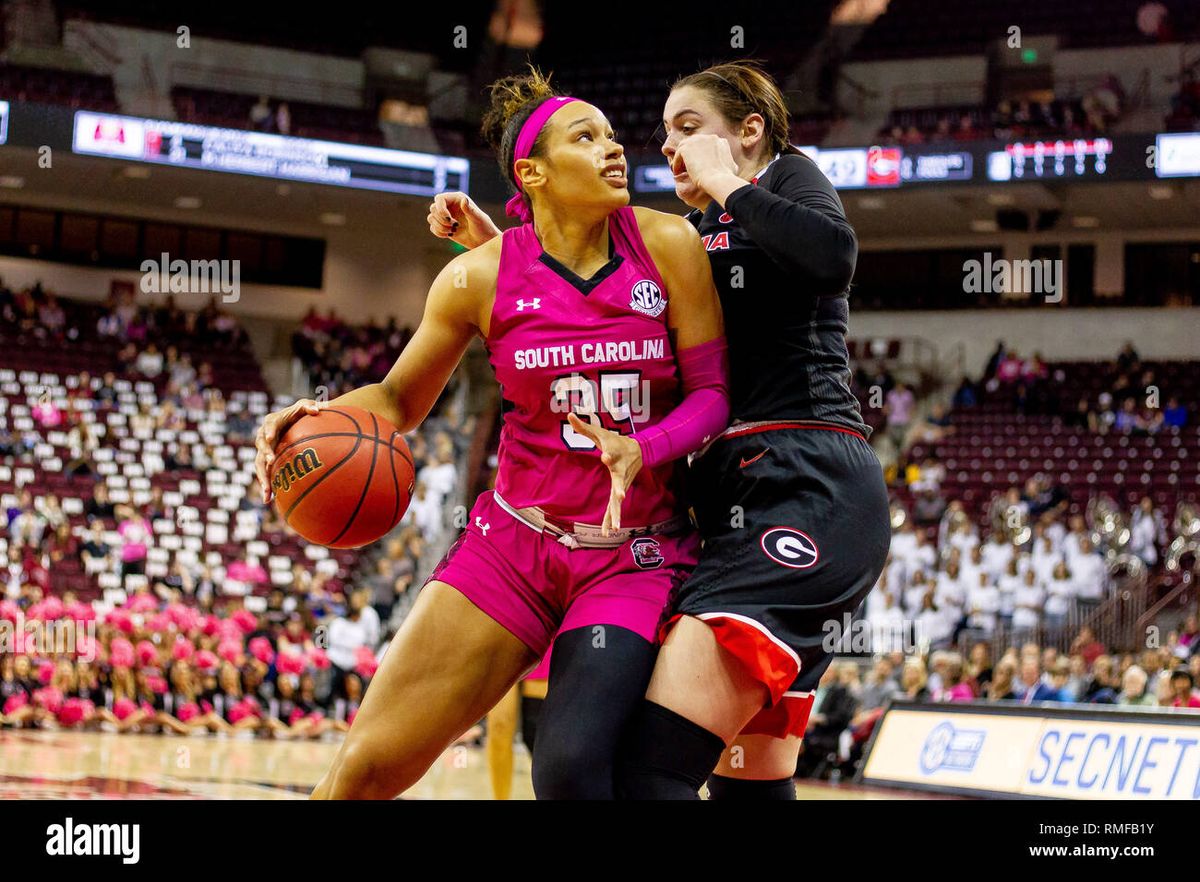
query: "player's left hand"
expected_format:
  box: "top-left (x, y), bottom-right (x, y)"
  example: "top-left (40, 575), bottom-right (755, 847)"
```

top-left (671, 133), bottom-right (739, 193)
top-left (566, 412), bottom-right (643, 536)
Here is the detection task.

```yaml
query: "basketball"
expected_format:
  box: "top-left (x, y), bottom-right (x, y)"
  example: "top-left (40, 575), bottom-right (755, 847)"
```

top-left (268, 405), bottom-right (415, 549)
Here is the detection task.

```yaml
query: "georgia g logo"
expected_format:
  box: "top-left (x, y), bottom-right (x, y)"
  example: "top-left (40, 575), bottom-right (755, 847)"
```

top-left (629, 279), bottom-right (666, 317)
top-left (630, 537), bottom-right (665, 569)
top-left (760, 527), bottom-right (819, 569)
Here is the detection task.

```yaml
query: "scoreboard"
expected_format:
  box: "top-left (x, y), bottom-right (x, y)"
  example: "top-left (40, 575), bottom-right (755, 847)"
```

top-left (632, 131), bottom-right (1200, 193)
top-left (985, 138), bottom-right (1113, 182)
top-left (71, 111), bottom-right (469, 197)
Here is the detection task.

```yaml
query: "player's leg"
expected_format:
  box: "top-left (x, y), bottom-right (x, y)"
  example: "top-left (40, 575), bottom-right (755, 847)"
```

top-left (486, 683), bottom-right (519, 800)
top-left (530, 529), bottom-right (699, 800)
top-left (311, 580), bottom-right (537, 799)
top-left (618, 429), bottom-right (890, 799)
top-left (617, 616), bottom-right (771, 799)
top-left (708, 735), bottom-right (802, 799)
top-left (530, 624), bottom-right (659, 799)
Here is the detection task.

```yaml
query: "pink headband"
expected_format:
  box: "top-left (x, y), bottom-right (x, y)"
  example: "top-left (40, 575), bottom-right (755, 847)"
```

top-left (504, 95), bottom-right (582, 222)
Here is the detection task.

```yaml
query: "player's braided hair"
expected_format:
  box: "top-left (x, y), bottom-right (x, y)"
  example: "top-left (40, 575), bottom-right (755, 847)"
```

top-left (481, 65), bottom-right (560, 211)
top-left (672, 60), bottom-right (802, 162)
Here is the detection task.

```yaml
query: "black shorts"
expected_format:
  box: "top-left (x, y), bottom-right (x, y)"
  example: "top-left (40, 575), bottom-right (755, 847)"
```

top-left (665, 421), bottom-right (890, 738)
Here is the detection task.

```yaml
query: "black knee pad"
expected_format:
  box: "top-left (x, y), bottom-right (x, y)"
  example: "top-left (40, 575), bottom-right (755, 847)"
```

top-left (706, 773), bottom-right (797, 800)
top-left (616, 700), bottom-right (726, 800)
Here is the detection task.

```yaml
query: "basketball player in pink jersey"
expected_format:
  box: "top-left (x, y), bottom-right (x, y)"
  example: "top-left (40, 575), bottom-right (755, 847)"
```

top-left (255, 69), bottom-right (730, 799)
top-left (430, 61), bottom-right (890, 800)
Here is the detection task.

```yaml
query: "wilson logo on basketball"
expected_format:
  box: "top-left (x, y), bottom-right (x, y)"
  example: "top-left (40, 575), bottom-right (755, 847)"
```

top-left (272, 447), bottom-right (324, 494)
top-left (760, 527), bottom-right (819, 569)
top-left (629, 279), bottom-right (666, 317)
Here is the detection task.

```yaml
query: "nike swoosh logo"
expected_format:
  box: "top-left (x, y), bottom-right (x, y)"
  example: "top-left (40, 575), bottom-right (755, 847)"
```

top-left (739, 449), bottom-right (768, 468)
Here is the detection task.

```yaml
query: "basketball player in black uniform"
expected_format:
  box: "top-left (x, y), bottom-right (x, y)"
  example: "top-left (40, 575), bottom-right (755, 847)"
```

top-left (428, 61), bottom-right (889, 799)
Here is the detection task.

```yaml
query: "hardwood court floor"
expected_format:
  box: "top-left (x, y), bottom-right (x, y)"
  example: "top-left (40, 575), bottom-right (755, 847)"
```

top-left (0, 729), bottom-right (927, 799)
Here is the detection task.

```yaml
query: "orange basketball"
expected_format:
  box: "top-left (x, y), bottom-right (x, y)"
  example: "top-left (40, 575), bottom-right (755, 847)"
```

top-left (268, 405), bottom-right (415, 549)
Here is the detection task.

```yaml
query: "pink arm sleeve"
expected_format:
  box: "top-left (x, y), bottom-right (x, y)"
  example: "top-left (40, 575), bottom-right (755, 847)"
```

top-left (631, 336), bottom-right (731, 469)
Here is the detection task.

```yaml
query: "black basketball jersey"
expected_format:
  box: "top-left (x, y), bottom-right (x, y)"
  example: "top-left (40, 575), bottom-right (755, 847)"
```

top-left (686, 152), bottom-right (868, 435)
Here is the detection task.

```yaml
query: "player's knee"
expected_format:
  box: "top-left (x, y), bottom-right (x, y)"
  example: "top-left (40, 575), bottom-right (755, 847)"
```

top-left (324, 738), bottom-right (415, 800)
top-left (531, 735), bottom-right (610, 799)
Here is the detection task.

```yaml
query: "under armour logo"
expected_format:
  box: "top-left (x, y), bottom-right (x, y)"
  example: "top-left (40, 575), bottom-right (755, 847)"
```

top-left (475, 517), bottom-right (490, 535)
top-left (516, 298), bottom-right (541, 311)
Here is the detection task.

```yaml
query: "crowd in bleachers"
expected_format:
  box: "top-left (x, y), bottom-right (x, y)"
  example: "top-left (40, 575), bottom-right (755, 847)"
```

top-left (0, 281), bottom-right (473, 738)
top-left (880, 80), bottom-right (1126, 147)
top-left (291, 308), bottom-right (415, 402)
top-left (798, 625), bottom-right (1200, 779)
top-left (795, 339), bottom-right (1200, 777)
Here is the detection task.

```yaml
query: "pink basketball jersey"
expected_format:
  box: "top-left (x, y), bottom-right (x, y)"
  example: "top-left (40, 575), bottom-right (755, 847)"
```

top-left (487, 205), bottom-right (685, 527)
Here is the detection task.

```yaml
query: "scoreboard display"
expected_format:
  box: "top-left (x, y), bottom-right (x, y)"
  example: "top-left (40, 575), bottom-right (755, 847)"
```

top-left (71, 110), bottom-right (469, 197)
top-left (986, 138), bottom-right (1113, 182)
top-left (631, 132), bottom-right (1198, 193)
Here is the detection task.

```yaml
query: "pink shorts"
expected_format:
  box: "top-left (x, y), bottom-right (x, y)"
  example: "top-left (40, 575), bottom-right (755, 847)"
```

top-left (427, 490), bottom-right (700, 657)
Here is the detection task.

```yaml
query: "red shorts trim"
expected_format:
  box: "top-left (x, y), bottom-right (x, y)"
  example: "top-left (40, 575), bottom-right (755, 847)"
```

top-left (741, 691), bottom-right (816, 739)
top-left (660, 612), bottom-right (801, 708)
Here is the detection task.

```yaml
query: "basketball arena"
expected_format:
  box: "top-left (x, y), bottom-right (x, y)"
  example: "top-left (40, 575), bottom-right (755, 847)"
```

top-left (0, 0), bottom-right (1198, 826)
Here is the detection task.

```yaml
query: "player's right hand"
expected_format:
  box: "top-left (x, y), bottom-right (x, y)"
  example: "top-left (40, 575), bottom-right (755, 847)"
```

top-left (427, 192), bottom-right (501, 250)
top-left (254, 398), bottom-right (323, 503)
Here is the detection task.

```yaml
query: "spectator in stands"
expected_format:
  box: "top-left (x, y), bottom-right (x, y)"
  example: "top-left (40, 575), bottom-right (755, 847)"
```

top-left (116, 510), bottom-right (152, 578)
top-left (857, 657), bottom-right (899, 712)
top-left (951, 375), bottom-right (978, 410)
top-left (326, 588), bottom-right (379, 701)
top-left (898, 657), bottom-right (930, 702)
top-left (937, 654), bottom-right (976, 702)
top-left (1131, 496), bottom-right (1166, 566)
top-left (982, 658), bottom-right (1014, 700)
top-left (78, 521), bottom-right (111, 573)
top-left (250, 95), bottom-right (273, 131)
top-left (164, 443), bottom-right (194, 472)
top-left (1079, 655), bottom-right (1118, 704)
top-left (1070, 625), bottom-right (1107, 671)
top-left (1043, 659), bottom-right (1076, 702)
top-left (276, 102), bottom-right (291, 136)
top-left (1016, 655), bottom-right (1059, 704)
top-left (912, 487), bottom-right (946, 526)
top-left (227, 403), bottom-right (256, 442)
top-left (883, 382), bottom-right (915, 449)
top-left (910, 403), bottom-right (955, 446)
top-left (7, 491), bottom-right (46, 547)
top-left (31, 394), bottom-right (63, 430)
top-left (797, 662), bottom-right (858, 779)
top-left (1168, 669), bottom-right (1200, 709)
top-left (136, 343), bottom-right (164, 379)
top-left (1043, 561), bottom-right (1075, 633)
top-left (1163, 396), bottom-right (1189, 428)
top-left (36, 495), bottom-right (66, 533)
top-left (1114, 398), bottom-right (1140, 432)
top-left (1118, 665), bottom-right (1157, 707)
top-left (966, 571), bottom-right (1000, 635)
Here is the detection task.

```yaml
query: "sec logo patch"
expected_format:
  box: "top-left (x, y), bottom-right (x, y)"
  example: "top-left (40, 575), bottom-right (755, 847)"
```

top-left (629, 279), bottom-right (666, 317)
top-left (760, 527), bottom-right (819, 569)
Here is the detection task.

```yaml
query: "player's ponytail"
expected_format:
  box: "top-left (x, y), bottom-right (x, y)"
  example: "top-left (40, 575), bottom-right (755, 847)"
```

top-left (481, 65), bottom-right (560, 199)
top-left (672, 60), bottom-right (801, 162)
